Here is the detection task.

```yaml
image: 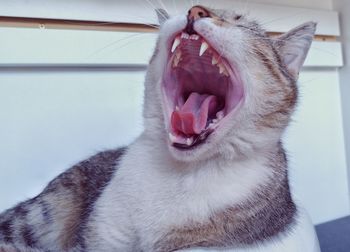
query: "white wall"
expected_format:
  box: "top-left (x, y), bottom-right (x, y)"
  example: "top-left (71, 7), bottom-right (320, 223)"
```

top-left (0, 0), bottom-right (349, 225)
top-left (247, 0), bottom-right (332, 10)
top-left (285, 69), bottom-right (349, 223)
top-left (0, 70), bottom-right (145, 210)
top-left (333, 0), bottom-right (350, 200)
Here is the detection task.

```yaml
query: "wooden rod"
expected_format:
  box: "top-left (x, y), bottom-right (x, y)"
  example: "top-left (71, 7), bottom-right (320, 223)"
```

top-left (0, 16), bottom-right (337, 41)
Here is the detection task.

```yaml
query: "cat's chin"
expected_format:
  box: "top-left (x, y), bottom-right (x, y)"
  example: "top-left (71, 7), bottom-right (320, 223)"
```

top-left (161, 30), bottom-right (244, 154)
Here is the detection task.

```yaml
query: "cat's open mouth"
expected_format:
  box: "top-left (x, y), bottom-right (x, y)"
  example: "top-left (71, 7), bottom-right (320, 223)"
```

top-left (162, 32), bottom-right (244, 149)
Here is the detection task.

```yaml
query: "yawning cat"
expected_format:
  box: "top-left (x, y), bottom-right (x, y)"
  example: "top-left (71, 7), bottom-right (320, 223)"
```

top-left (0, 5), bottom-right (320, 252)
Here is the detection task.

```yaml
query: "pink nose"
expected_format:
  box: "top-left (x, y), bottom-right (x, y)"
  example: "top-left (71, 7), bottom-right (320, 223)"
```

top-left (185, 6), bottom-right (210, 34)
top-left (188, 6), bottom-right (209, 20)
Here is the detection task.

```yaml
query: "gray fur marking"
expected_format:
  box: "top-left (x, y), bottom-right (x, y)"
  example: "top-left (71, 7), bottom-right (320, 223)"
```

top-left (0, 148), bottom-right (127, 251)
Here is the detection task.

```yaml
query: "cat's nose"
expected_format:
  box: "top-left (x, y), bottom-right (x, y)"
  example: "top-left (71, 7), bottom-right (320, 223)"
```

top-left (185, 6), bottom-right (210, 35)
top-left (188, 6), bottom-right (209, 20)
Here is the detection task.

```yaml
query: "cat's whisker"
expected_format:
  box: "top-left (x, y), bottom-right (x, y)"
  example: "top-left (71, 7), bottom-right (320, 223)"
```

top-left (156, 0), bottom-right (170, 14)
top-left (172, 0), bottom-right (179, 15)
top-left (260, 10), bottom-right (309, 27)
top-left (85, 33), bottom-right (149, 59)
top-left (297, 76), bottom-right (324, 87)
top-left (243, 36), bottom-right (338, 58)
top-left (107, 35), bottom-right (153, 54)
top-left (243, 0), bottom-right (251, 12)
top-left (142, 0), bottom-right (168, 20)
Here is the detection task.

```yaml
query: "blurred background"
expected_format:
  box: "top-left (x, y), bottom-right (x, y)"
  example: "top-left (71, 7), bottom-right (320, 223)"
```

top-left (0, 0), bottom-right (349, 243)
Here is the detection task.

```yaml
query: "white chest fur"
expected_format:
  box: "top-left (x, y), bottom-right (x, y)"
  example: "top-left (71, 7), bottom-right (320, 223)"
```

top-left (91, 137), bottom-right (319, 252)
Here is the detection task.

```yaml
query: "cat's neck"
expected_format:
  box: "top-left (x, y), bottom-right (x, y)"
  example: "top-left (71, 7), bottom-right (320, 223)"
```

top-left (125, 133), bottom-right (289, 215)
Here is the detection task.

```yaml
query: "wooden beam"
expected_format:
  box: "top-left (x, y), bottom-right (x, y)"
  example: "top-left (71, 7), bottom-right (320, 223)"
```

top-left (0, 16), bottom-right (158, 33)
top-left (0, 16), bottom-right (337, 41)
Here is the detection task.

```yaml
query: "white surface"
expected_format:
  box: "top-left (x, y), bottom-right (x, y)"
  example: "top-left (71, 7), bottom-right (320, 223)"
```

top-left (0, 71), bottom-right (145, 210)
top-left (285, 69), bottom-right (349, 224)
top-left (0, 28), bottom-right (343, 67)
top-left (181, 208), bottom-right (320, 252)
top-left (0, 0), bottom-right (340, 36)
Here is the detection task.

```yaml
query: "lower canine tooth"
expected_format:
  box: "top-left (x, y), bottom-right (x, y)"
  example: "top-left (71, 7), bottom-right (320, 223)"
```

top-left (186, 137), bottom-right (194, 146)
top-left (169, 133), bottom-right (177, 143)
top-left (199, 41), bottom-right (209, 56)
top-left (216, 111), bottom-right (224, 120)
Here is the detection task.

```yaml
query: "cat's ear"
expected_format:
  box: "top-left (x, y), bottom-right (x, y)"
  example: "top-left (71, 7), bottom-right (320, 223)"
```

top-left (273, 22), bottom-right (317, 79)
top-left (156, 9), bottom-right (170, 26)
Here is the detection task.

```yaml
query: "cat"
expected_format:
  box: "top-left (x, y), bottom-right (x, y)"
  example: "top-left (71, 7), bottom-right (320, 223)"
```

top-left (0, 5), bottom-right (320, 252)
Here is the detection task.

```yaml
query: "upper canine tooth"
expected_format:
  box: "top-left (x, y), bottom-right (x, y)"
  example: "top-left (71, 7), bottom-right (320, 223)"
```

top-left (199, 41), bottom-right (209, 56)
top-left (171, 37), bottom-right (181, 53)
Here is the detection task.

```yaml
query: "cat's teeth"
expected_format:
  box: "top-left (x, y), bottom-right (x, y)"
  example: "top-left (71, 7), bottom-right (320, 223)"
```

top-left (173, 58), bottom-right (180, 67)
top-left (212, 56), bottom-right (218, 65)
top-left (181, 33), bottom-right (190, 39)
top-left (173, 51), bottom-right (182, 67)
top-left (216, 111), bottom-right (224, 120)
top-left (218, 63), bottom-right (225, 74)
top-left (190, 34), bottom-right (200, 40)
top-left (186, 137), bottom-right (194, 146)
top-left (169, 133), bottom-right (177, 143)
top-left (218, 63), bottom-right (229, 76)
top-left (199, 41), bottom-right (209, 56)
top-left (171, 37), bottom-right (181, 53)
top-left (208, 122), bottom-right (219, 129)
top-left (175, 106), bottom-right (179, 111)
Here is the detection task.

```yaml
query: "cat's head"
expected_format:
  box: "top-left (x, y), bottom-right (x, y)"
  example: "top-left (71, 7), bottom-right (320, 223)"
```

top-left (143, 6), bottom-right (316, 162)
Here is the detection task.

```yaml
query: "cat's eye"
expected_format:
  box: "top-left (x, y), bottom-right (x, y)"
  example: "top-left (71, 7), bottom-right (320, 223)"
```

top-left (235, 15), bottom-right (242, 20)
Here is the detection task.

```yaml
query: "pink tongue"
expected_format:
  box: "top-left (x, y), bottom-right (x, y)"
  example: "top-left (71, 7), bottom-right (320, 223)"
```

top-left (171, 92), bottom-right (218, 135)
